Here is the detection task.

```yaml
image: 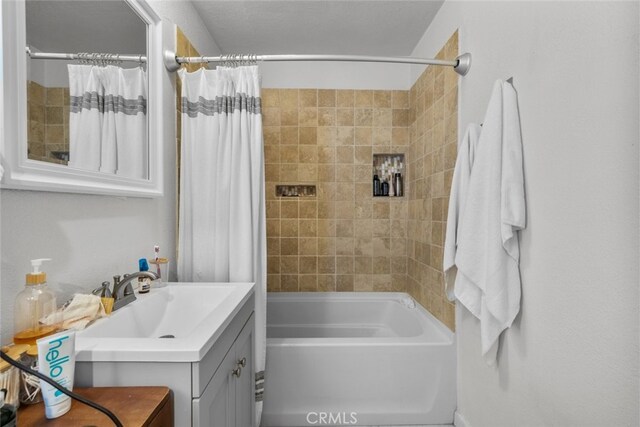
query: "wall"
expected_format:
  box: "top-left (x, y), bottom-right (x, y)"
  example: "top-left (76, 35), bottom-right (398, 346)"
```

top-left (147, 0), bottom-right (221, 58)
top-left (406, 31), bottom-right (458, 331)
top-left (410, 2), bottom-right (639, 426)
top-left (0, 1), bottom-right (217, 344)
top-left (263, 88), bottom-right (409, 292)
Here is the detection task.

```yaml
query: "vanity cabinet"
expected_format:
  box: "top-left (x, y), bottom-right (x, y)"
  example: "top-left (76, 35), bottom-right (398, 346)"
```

top-left (193, 315), bottom-right (254, 427)
top-left (76, 292), bottom-right (255, 427)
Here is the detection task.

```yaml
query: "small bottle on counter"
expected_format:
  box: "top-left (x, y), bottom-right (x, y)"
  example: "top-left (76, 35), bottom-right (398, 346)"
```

top-left (138, 258), bottom-right (151, 294)
top-left (19, 346), bottom-right (42, 405)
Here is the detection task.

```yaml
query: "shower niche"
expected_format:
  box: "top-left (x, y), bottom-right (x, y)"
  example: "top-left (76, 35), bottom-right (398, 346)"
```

top-left (373, 153), bottom-right (404, 197)
top-left (276, 185), bottom-right (317, 198)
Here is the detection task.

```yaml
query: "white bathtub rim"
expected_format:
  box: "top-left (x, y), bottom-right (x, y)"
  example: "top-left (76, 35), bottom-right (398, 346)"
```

top-left (267, 291), bottom-right (455, 344)
top-left (267, 337), bottom-right (455, 347)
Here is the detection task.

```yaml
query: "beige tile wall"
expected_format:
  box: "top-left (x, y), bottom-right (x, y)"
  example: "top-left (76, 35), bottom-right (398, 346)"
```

top-left (27, 81), bottom-right (70, 165)
top-left (406, 31), bottom-right (458, 331)
top-left (263, 89), bottom-right (410, 292)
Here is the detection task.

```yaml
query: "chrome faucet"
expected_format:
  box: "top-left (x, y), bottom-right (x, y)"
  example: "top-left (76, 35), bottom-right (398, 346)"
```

top-left (111, 271), bottom-right (159, 311)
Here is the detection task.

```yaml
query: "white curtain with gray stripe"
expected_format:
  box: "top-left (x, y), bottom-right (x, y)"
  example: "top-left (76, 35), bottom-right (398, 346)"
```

top-left (67, 64), bottom-right (147, 178)
top-left (68, 65), bottom-right (102, 171)
top-left (177, 66), bottom-right (266, 426)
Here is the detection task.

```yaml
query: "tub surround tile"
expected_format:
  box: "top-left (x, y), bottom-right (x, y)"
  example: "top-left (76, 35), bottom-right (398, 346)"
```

top-left (265, 87), bottom-right (409, 296)
top-left (318, 89), bottom-right (336, 107)
top-left (406, 30), bottom-right (459, 332)
top-left (27, 81), bottom-right (70, 164)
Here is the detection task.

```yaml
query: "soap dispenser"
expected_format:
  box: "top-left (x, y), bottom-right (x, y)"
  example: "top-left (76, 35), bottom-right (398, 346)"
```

top-left (13, 259), bottom-right (59, 346)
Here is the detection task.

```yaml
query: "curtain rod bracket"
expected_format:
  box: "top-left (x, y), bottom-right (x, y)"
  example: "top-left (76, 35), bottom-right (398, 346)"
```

top-left (164, 49), bottom-right (181, 72)
top-left (454, 53), bottom-right (471, 76)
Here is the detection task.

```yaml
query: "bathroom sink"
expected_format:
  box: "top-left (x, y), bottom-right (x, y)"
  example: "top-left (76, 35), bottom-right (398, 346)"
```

top-left (76, 282), bottom-right (254, 362)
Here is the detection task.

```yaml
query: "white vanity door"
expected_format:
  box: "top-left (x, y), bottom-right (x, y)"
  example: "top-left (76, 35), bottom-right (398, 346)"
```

top-left (193, 348), bottom-right (237, 427)
top-left (234, 318), bottom-right (255, 427)
top-left (192, 315), bottom-right (255, 427)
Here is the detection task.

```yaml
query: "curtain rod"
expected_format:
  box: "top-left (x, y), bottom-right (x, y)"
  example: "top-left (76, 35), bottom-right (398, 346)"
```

top-left (26, 47), bottom-right (147, 63)
top-left (164, 51), bottom-right (472, 76)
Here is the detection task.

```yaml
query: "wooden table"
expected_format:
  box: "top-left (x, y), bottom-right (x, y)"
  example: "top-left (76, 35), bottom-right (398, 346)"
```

top-left (17, 386), bottom-right (173, 427)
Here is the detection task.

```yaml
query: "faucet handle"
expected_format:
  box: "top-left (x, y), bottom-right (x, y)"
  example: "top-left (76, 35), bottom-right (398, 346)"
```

top-left (92, 281), bottom-right (113, 298)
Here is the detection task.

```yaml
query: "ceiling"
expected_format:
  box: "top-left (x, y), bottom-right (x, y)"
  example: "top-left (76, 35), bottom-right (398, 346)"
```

top-left (191, 1), bottom-right (445, 56)
top-left (26, 1), bottom-right (146, 55)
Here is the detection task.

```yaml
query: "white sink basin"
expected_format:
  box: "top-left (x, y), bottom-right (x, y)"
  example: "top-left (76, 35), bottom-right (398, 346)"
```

top-left (76, 282), bottom-right (254, 362)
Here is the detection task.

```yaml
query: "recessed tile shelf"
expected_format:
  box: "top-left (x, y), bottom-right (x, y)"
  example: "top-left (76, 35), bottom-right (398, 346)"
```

top-left (373, 153), bottom-right (405, 197)
top-left (276, 185), bottom-right (317, 198)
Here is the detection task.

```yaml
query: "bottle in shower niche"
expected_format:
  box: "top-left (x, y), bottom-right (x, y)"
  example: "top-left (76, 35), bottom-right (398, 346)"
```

top-left (381, 180), bottom-right (389, 196)
top-left (394, 173), bottom-right (403, 197)
top-left (373, 174), bottom-right (381, 196)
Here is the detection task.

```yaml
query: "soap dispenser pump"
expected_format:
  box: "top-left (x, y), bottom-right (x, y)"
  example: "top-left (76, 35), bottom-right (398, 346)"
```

top-left (13, 259), bottom-right (59, 345)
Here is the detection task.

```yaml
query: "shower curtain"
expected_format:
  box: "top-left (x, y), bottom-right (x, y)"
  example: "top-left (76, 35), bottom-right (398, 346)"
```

top-left (68, 64), bottom-right (147, 178)
top-left (68, 64), bottom-right (102, 171)
top-left (177, 66), bottom-right (266, 425)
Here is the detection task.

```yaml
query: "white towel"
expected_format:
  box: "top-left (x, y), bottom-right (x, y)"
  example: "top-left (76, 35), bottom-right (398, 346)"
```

top-left (41, 293), bottom-right (106, 331)
top-left (454, 80), bottom-right (526, 365)
top-left (443, 123), bottom-right (481, 301)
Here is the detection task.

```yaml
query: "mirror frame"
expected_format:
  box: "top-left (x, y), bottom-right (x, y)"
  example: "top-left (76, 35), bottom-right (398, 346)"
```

top-left (1, 0), bottom-right (163, 197)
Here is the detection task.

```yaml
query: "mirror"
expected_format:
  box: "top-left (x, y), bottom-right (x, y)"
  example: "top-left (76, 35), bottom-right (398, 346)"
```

top-left (1, 0), bottom-right (164, 197)
top-left (26, 1), bottom-right (147, 176)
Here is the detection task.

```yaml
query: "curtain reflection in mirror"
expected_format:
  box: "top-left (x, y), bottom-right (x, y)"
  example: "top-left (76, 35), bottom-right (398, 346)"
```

top-left (68, 64), bottom-right (147, 179)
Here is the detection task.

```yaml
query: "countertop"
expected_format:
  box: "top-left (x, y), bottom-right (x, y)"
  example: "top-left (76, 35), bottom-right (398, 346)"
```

top-left (17, 386), bottom-right (173, 426)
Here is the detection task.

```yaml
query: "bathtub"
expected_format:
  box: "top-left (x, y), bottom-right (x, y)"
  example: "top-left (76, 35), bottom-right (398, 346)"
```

top-left (262, 292), bottom-right (456, 426)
